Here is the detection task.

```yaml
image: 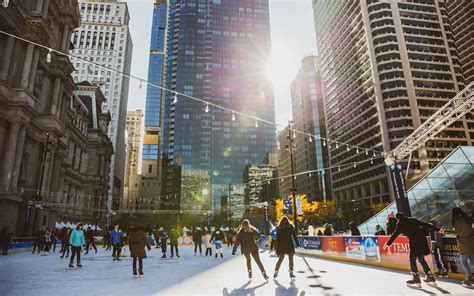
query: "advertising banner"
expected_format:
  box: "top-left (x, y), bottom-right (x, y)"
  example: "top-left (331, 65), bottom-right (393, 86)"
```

top-left (283, 197), bottom-right (293, 214)
top-left (344, 236), bottom-right (380, 261)
top-left (441, 237), bottom-right (463, 274)
top-left (299, 236), bottom-right (322, 255)
top-left (296, 196), bottom-right (303, 216)
top-left (177, 236), bottom-right (193, 245)
top-left (321, 236), bottom-right (345, 256)
top-left (378, 236), bottom-right (433, 267)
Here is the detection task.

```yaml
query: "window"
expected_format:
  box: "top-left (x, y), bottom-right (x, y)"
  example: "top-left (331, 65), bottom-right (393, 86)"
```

top-left (148, 165), bottom-right (152, 173)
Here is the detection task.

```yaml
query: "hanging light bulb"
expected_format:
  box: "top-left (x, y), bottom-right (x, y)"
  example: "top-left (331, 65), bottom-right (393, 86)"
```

top-left (280, 177), bottom-right (283, 182)
top-left (309, 172), bottom-right (312, 177)
top-left (139, 80), bottom-right (143, 89)
top-left (309, 136), bottom-right (312, 143)
top-left (338, 167), bottom-right (341, 172)
top-left (293, 132), bottom-right (296, 139)
top-left (336, 143), bottom-right (339, 149)
top-left (323, 140), bottom-right (326, 146)
top-left (365, 149), bottom-right (368, 156)
top-left (2, 0), bottom-right (9, 8)
top-left (356, 148), bottom-right (359, 154)
top-left (205, 103), bottom-right (209, 113)
top-left (173, 93), bottom-right (178, 104)
top-left (373, 151), bottom-right (377, 157)
top-left (346, 145), bottom-right (350, 151)
top-left (371, 159), bottom-right (374, 165)
top-left (232, 112), bottom-right (236, 121)
top-left (353, 163), bottom-right (357, 168)
top-left (255, 120), bottom-right (259, 128)
top-left (46, 49), bottom-right (52, 63)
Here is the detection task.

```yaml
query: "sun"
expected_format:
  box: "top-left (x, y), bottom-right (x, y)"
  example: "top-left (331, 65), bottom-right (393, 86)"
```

top-left (264, 49), bottom-right (297, 88)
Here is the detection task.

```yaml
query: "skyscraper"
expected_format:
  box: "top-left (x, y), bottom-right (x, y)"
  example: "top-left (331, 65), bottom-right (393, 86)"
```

top-left (290, 55), bottom-right (330, 202)
top-left (312, 0), bottom-right (472, 224)
top-left (71, 0), bottom-right (133, 209)
top-left (162, 0), bottom-right (277, 210)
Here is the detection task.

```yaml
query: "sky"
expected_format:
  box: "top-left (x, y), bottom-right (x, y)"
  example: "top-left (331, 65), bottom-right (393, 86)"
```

top-left (126, 0), bottom-right (317, 126)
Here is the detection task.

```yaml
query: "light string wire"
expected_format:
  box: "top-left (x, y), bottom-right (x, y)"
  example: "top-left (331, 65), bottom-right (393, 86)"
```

top-left (0, 30), bottom-right (388, 159)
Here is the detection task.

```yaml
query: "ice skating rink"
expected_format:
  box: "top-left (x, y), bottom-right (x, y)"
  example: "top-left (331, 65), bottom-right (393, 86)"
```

top-left (0, 246), bottom-right (470, 295)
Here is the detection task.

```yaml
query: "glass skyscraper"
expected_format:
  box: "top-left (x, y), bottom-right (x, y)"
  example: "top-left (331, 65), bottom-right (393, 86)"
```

top-left (162, 0), bottom-right (277, 210)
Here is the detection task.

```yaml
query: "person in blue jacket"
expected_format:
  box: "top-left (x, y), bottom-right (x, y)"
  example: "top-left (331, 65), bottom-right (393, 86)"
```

top-left (69, 222), bottom-right (85, 268)
top-left (111, 224), bottom-right (123, 261)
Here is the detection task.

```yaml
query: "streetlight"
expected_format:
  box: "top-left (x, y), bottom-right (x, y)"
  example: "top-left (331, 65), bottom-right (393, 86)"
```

top-left (286, 121), bottom-right (298, 231)
top-left (31, 132), bottom-right (50, 235)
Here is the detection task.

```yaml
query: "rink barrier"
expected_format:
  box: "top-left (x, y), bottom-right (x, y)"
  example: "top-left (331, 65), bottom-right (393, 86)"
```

top-left (296, 235), bottom-right (467, 281)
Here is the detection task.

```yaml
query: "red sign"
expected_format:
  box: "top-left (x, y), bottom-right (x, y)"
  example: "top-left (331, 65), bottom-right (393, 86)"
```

top-left (321, 237), bottom-right (345, 255)
top-left (378, 236), bottom-right (433, 266)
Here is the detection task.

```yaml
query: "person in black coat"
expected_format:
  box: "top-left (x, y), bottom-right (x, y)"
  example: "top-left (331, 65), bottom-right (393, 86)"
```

top-left (192, 226), bottom-right (203, 256)
top-left (385, 213), bottom-right (444, 287)
top-left (232, 219), bottom-right (269, 280)
top-left (386, 212), bottom-right (397, 235)
top-left (85, 227), bottom-right (97, 254)
top-left (273, 217), bottom-right (299, 280)
top-left (349, 221), bottom-right (361, 236)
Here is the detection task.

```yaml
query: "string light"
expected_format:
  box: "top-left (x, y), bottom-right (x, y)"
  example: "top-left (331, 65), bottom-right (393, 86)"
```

top-left (323, 140), bottom-right (326, 146)
top-left (346, 145), bottom-right (350, 151)
top-left (232, 112), bottom-right (236, 121)
top-left (255, 120), bottom-right (259, 128)
top-left (309, 136), bottom-right (312, 143)
top-left (205, 103), bottom-right (209, 113)
top-left (366, 149), bottom-right (369, 156)
top-left (336, 143), bottom-right (339, 149)
top-left (2, 0), bottom-right (9, 8)
top-left (338, 167), bottom-right (341, 172)
top-left (356, 148), bottom-right (359, 154)
top-left (293, 132), bottom-right (296, 139)
top-left (173, 93), bottom-right (178, 104)
top-left (309, 172), bottom-right (312, 177)
top-left (353, 163), bottom-right (357, 168)
top-left (371, 159), bottom-right (374, 165)
top-left (46, 49), bottom-right (52, 63)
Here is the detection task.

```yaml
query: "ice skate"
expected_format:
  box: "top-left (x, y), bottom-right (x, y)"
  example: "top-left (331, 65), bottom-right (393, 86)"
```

top-left (289, 270), bottom-right (295, 281)
top-left (161, 254), bottom-right (166, 259)
top-left (220, 253), bottom-right (223, 258)
top-left (461, 276), bottom-right (473, 288)
top-left (139, 270), bottom-right (144, 278)
top-left (133, 270), bottom-right (137, 277)
top-left (77, 263), bottom-right (82, 268)
top-left (424, 272), bottom-right (436, 287)
top-left (215, 253), bottom-right (218, 258)
top-left (68, 263), bottom-right (74, 269)
top-left (262, 271), bottom-right (269, 281)
top-left (248, 270), bottom-right (252, 280)
top-left (406, 273), bottom-right (421, 288)
top-left (273, 269), bottom-right (279, 279)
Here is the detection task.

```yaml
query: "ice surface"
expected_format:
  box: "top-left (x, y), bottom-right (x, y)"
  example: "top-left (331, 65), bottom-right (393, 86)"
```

top-left (0, 246), bottom-right (469, 295)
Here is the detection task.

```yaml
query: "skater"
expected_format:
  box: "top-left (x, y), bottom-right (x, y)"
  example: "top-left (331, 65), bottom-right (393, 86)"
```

top-left (385, 213), bottom-right (443, 288)
top-left (386, 212), bottom-right (397, 235)
top-left (157, 228), bottom-right (168, 258)
top-left (232, 219), bottom-right (269, 281)
top-left (211, 229), bottom-right (225, 258)
top-left (192, 226), bottom-right (203, 256)
top-left (273, 217), bottom-right (299, 280)
top-left (42, 228), bottom-right (52, 255)
top-left (323, 224), bottom-right (333, 236)
top-left (85, 227), bottom-right (97, 254)
top-left (452, 207), bottom-right (474, 288)
top-left (375, 225), bottom-right (386, 236)
top-left (60, 228), bottom-right (71, 258)
top-left (128, 223), bottom-right (151, 277)
top-left (349, 221), bottom-right (361, 236)
top-left (269, 227), bottom-right (277, 254)
top-left (428, 221), bottom-right (448, 277)
top-left (0, 226), bottom-right (13, 255)
top-left (69, 222), bottom-right (85, 268)
top-left (204, 231), bottom-right (212, 256)
top-left (59, 227), bottom-right (67, 253)
top-left (111, 224), bottom-right (123, 261)
top-left (51, 228), bottom-right (58, 252)
top-left (226, 228), bottom-right (234, 248)
top-left (32, 227), bottom-right (44, 254)
top-left (153, 229), bottom-right (160, 249)
top-left (169, 227), bottom-right (180, 258)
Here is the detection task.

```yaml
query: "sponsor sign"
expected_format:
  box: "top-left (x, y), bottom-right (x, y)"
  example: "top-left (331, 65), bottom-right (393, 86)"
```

top-left (283, 197), bottom-right (292, 214)
top-left (322, 236), bottom-right (345, 255)
top-left (296, 196), bottom-right (303, 216)
top-left (440, 237), bottom-right (463, 274)
top-left (177, 236), bottom-right (193, 245)
top-left (378, 236), bottom-right (433, 267)
top-left (344, 236), bottom-right (380, 261)
top-left (299, 236), bottom-right (322, 254)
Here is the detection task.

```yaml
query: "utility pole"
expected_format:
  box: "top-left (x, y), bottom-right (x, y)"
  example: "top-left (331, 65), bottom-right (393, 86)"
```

top-left (287, 121), bottom-right (298, 231)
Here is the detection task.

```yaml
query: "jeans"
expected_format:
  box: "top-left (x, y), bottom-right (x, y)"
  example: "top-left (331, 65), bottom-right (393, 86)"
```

top-left (112, 244), bottom-right (122, 259)
top-left (194, 243), bottom-right (202, 254)
top-left (170, 244), bottom-right (179, 256)
top-left (244, 250), bottom-right (266, 273)
top-left (86, 240), bottom-right (97, 253)
top-left (275, 253), bottom-right (294, 272)
top-left (133, 257), bottom-right (143, 272)
top-left (61, 243), bottom-right (70, 257)
top-left (206, 247), bottom-right (212, 256)
top-left (460, 255), bottom-right (473, 276)
top-left (409, 254), bottom-right (431, 274)
top-left (70, 246), bottom-right (81, 264)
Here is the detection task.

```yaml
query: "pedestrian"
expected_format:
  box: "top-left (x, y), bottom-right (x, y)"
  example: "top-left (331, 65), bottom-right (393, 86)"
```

top-left (192, 226), bottom-right (203, 256)
top-left (128, 223), bottom-right (151, 277)
top-left (60, 228), bottom-right (71, 258)
top-left (69, 222), bottom-right (85, 268)
top-left (386, 212), bottom-right (397, 235)
top-left (169, 227), bottom-right (180, 258)
top-left (157, 228), bottom-right (168, 259)
top-left (232, 219), bottom-right (269, 281)
top-left (269, 227), bottom-right (277, 254)
top-left (204, 231), bottom-right (212, 256)
top-left (428, 220), bottom-right (448, 277)
top-left (323, 224), bottom-right (333, 236)
top-left (32, 227), bottom-right (43, 254)
top-left (153, 229), bottom-right (160, 249)
top-left (105, 229), bottom-right (112, 251)
top-left (226, 228), bottom-right (234, 248)
top-left (211, 229), bottom-right (225, 258)
top-left (451, 207), bottom-right (474, 288)
top-left (375, 225), bottom-right (386, 236)
top-left (273, 217), bottom-right (299, 280)
top-left (317, 229), bottom-right (323, 236)
top-left (85, 227), bottom-right (97, 254)
top-left (59, 227), bottom-right (67, 253)
top-left (385, 213), bottom-right (443, 287)
top-left (349, 221), bottom-right (361, 236)
top-left (51, 228), bottom-right (58, 252)
top-left (111, 224), bottom-right (123, 261)
top-left (0, 226), bottom-right (13, 255)
top-left (42, 228), bottom-right (52, 256)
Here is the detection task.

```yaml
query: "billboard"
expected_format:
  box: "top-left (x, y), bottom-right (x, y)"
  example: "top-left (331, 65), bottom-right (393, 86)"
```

top-left (378, 236), bottom-right (433, 267)
top-left (344, 236), bottom-right (380, 261)
top-left (299, 236), bottom-right (322, 254)
top-left (322, 236), bottom-right (345, 256)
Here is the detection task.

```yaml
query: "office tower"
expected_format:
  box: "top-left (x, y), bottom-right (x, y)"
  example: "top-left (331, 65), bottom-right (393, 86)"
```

top-left (290, 55), bottom-right (330, 202)
top-left (125, 110), bottom-right (144, 190)
top-left (70, 0), bottom-right (133, 210)
top-left (446, 0), bottom-right (474, 84)
top-left (312, 0), bottom-right (472, 224)
top-left (162, 0), bottom-right (277, 210)
top-left (277, 130), bottom-right (292, 198)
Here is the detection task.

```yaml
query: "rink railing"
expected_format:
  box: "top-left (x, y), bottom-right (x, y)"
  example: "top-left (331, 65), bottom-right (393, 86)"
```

top-left (295, 235), bottom-right (466, 280)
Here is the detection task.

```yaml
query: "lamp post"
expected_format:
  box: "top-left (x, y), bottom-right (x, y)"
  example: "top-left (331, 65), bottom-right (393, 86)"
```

top-left (287, 121), bottom-right (298, 231)
top-left (31, 132), bottom-right (50, 235)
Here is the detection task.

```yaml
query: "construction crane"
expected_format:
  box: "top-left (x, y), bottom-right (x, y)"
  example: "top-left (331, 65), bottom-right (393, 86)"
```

top-left (383, 82), bottom-right (474, 215)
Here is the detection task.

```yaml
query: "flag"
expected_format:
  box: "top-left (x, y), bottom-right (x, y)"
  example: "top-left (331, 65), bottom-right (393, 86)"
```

top-left (283, 197), bottom-right (292, 214)
top-left (296, 196), bottom-right (303, 216)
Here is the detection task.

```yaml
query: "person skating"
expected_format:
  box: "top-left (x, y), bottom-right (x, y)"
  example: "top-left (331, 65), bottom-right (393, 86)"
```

top-left (386, 212), bottom-right (397, 235)
top-left (111, 224), bottom-right (123, 261)
top-left (451, 207), bottom-right (474, 288)
top-left (69, 222), bottom-right (85, 268)
top-left (85, 227), bottom-right (97, 254)
top-left (0, 226), bottom-right (13, 255)
top-left (103, 229), bottom-right (111, 250)
top-left (128, 223), bottom-right (151, 277)
top-left (51, 228), bottom-right (58, 252)
top-left (157, 228), bottom-right (168, 259)
top-left (273, 217), bottom-right (299, 280)
top-left (323, 224), bottom-right (333, 236)
top-left (59, 227), bottom-right (67, 253)
top-left (169, 228), bottom-right (180, 258)
top-left (269, 227), bottom-right (277, 254)
top-left (385, 213), bottom-right (444, 288)
top-left (42, 228), bottom-right (52, 256)
top-left (60, 228), bottom-right (71, 258)
top-left (211, 229), bottom-right (225, 258)
top-left (349, 221), bottom-right (361, 236)
top-left (232, 219), bottom-right (269, 281)
top-left (428, 220), bottom-right (448, 277)
top-left (32, 228), bottom-right (44, 254)
top-left (192, 226), bottom-right (203, 256)
top-left (204, 231), bottom-right (212, 256)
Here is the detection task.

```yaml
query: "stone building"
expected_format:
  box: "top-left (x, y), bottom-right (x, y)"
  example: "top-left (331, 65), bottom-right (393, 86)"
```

top-left (0, 0), bottom-right (81, 235)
